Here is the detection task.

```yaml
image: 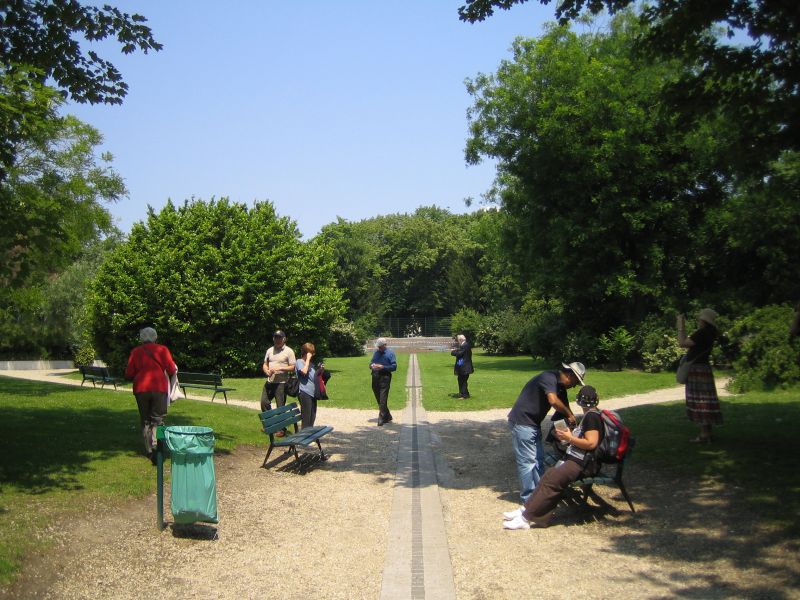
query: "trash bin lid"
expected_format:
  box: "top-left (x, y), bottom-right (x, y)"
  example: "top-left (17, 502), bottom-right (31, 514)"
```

top-left (165, 426), bottom-right (215, 454)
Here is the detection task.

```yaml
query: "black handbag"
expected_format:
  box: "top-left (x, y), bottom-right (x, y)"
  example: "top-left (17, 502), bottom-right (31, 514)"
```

top-left (285, 375), bottom-right (299, 397)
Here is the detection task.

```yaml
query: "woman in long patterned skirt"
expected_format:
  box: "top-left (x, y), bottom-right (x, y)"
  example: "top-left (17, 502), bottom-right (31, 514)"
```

top-left (677, 308), bottom-right (723, 443)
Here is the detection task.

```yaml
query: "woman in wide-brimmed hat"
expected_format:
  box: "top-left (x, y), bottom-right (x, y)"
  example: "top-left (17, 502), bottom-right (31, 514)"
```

top-left (677, 308), bottom-right (723, 443)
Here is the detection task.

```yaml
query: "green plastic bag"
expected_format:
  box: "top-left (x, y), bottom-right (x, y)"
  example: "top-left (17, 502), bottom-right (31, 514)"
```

top-left (165, 426), bottom-right (218, 524)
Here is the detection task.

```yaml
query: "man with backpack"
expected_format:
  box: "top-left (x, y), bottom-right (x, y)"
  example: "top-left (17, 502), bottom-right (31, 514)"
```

top-left (504, 385), bottom-right (605, 529)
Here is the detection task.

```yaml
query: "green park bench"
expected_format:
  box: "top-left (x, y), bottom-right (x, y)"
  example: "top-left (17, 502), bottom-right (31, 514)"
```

top-left (258, 403), bottom-right (333, 473)
top-left (544, 430), bottom-right (636, 513)
top-left (178, 372), bottom-right (235, 404)
top-left (79, 365), bottom-right (124, 390)
top-left (567, 439), bottom-right (636, 513)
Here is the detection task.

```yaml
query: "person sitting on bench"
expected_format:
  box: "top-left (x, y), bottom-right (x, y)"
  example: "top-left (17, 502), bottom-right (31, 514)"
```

top-left (504, 385), bottom-right (604, 529)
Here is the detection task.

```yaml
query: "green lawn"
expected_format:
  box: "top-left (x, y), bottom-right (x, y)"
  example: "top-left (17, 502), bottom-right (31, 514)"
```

top-left (2, 360), bottom-right (796, 589)
top-left (416, 351), bottom-right (680, 411)
top-left (623, 387), bottom-right (800, 530)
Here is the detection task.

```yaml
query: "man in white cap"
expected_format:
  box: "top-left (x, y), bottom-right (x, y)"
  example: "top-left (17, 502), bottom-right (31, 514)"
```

top-left (369, 337), bottom-right (397, 426)
top-left (504, 361), bottom-right (586, 516)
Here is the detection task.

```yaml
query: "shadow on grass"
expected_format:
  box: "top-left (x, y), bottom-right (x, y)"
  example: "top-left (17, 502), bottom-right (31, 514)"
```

top-left (0, 378), bottom-right (221, 493)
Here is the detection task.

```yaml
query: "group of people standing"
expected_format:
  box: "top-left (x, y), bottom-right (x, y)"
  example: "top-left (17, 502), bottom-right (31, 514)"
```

top-left (259, 330), bottom-right (324, 435)
top-left (124, 328), bottom-right (326, 462)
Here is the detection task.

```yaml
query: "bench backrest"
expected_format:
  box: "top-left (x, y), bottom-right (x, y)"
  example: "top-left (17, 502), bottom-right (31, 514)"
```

top-left (259, 403), bottom-right (301, 435)
top-left (80, 365), bottom-right (110, 377)
top-left (179, 372), bottom-right (223, 386)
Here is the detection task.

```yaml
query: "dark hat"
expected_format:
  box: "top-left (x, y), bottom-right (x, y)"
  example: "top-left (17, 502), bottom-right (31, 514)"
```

top-left (575, 385), bottom-right (599, 407)
top-left (273, 330), bottom-right (286, 338)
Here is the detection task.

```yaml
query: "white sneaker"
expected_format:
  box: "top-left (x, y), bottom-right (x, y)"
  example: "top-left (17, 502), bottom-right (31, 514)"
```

top-left (503, 514), bottom-right (531, 530)
top-left (503, 506), bottom-right (524, 520)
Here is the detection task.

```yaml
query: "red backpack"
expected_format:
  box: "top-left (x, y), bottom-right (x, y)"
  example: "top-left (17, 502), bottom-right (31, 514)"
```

top-left (595, 409), bottom-right (631, 463)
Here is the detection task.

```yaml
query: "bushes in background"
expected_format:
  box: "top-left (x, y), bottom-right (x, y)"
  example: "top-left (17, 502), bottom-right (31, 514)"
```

top-left (728, 304), bottom-right (800, 391)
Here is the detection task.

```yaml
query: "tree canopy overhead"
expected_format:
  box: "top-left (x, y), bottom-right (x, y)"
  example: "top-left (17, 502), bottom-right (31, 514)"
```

top-left (459, 0), bottom-right (800, 170)
top-left (0, 0), bottom-right (162, 105)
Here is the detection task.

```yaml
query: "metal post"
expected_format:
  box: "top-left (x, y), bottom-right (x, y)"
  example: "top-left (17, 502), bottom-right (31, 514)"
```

top-left (156, 426), bottom-right (165, 530)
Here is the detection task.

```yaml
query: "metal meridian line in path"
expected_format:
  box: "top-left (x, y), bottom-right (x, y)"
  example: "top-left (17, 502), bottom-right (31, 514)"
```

top-left (380, 354), bottom-right (456, 600)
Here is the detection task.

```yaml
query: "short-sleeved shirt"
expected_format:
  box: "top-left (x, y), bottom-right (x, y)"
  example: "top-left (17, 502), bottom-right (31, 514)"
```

top-left (686, 325), bottom-right (717, 365)
top-left (295, 358), bottom-right (316, 397)
top-left (565, 409), bottom-right (604, 467)
top-left (264, 345), bottom-right (296, 383)
top-left (508, 370), bottom-right (568, 427)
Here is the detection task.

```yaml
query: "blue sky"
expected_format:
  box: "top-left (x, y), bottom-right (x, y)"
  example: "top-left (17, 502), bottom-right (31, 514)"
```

top-left (65, 1), bottom-right (555, 238)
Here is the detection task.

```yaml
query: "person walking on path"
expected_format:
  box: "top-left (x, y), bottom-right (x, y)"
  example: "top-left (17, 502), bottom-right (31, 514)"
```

top-left (504, 385), bottom-right (604, 529)
top-left (451, 334), bottom-right (474, 399)
top-left (506, 362), bottom-right (584, 510)
top-left (260, 330), bottom-right (296, 436)
top-left (369, 337), bottom-right (397, 426)
top-left (125, 327), bottom-right (178, 464)
top-left (295, 342), bottom-right (318, 429)
top-left (677, 308), bottom-right (723, 443)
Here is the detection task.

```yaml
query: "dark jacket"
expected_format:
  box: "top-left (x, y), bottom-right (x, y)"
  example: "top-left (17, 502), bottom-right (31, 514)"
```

top-left (451, 341), bottom-right (474, 375)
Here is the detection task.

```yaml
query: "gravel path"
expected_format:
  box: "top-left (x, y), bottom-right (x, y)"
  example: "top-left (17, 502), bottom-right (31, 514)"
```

top-left (1, 369), bottom-right (797, 599)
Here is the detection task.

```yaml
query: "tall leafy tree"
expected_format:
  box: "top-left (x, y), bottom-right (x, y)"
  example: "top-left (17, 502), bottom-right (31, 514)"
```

top-left (0, 113), bottom-right (124, 357)
top-left (89, 198), bottom-right (346, 374)
top-left (459, 0), bottom-right (800, 173)
top-left (465, 13), bottom-right (730, 332)
top-left (0, 112), bottom-right (123, 288)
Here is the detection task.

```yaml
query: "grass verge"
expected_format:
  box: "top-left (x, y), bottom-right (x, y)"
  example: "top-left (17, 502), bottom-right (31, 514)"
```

top-left (416, 352), bottom-right (681, 411)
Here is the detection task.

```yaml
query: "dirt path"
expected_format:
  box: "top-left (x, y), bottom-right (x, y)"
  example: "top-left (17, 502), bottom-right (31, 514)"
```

top-left (1, 370), bottom-right (797, 599)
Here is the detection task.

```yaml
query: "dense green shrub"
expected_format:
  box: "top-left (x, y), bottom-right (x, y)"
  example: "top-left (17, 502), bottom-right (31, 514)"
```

top-left (728, 304), bottom-right (800, 391)
top-left (88, 199), bottom-right (346, 375)
top-left (451, 308), bottom-right (482, 343)
top-left (519, 296), bottom-right (567, 362)
top-left (598, 326), bottom-right (635, 370)
top-left (476, 309), bottom-right (526, 354)
top-left (326, 321), bottom-right (364, 357)
top-left (561, 331), bottom-right (600, 366)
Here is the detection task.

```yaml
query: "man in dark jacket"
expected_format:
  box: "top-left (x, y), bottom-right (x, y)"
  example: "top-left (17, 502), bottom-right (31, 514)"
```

top-left (451, 334), bottom-right (474, 399)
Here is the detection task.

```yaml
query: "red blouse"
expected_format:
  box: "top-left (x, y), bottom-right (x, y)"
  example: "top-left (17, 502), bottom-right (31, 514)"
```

top-left (125, 343), bottom-right (177, 394)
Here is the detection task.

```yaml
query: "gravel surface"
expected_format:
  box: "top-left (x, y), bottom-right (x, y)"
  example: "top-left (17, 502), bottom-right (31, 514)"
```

top-left (1, 373), bottom-right (797, 599)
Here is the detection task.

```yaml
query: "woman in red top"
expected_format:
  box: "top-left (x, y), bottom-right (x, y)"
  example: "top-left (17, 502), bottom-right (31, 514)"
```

top-left (125, 327), bottom-right (178, 463)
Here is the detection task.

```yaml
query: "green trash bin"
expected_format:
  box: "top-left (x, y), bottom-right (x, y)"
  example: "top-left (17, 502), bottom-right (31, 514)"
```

top-left (164, 426), bottom-right (219, 524)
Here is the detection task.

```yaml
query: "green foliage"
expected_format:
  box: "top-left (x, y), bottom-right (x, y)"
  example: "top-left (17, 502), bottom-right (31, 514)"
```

top-left (0, 114), bottom-right (123, 288)
top-left (475, 309), bottom-right (527, 355)
top-left (519, 295), bottom-right (568, 362)
top-left (326, 321), bottom-right (365, 357)
top-left (88, 198), bottom-right (346, 375)
top-left (0, 113), bottom-right (123, 359)
top-left (727, 305), bottom-right (800, 392)
top-left (598, 326), bottom-right (635, 370)
top-left (561, 331), bottom-right (600, 367)
top-left (0, 69), bottom-right (61, 179)
top-left (466, 14), bottom-right (734, 334)
top-left (636, 316), bottom-right (683, 373)
top-left (450, 308), bottom-right (482, 342)
top-left (316, 207), bottom-right (517, 325)
top-left (0, 1), bottom-right (162, 106)
top-left (460, 1), bottom-right (800, 173)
